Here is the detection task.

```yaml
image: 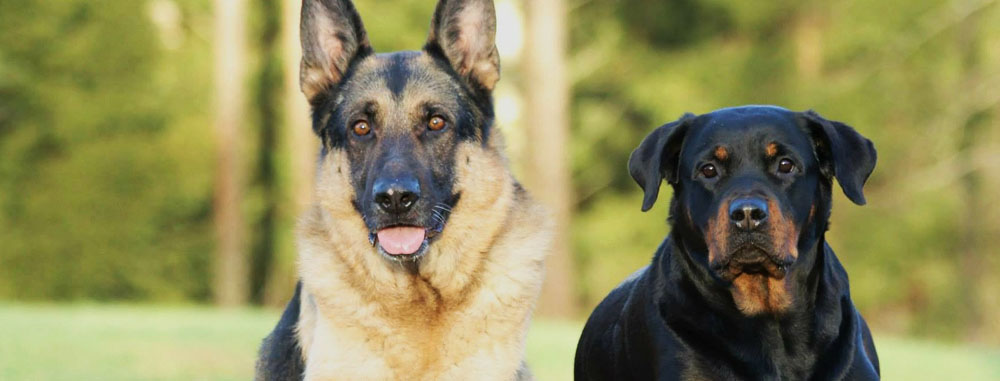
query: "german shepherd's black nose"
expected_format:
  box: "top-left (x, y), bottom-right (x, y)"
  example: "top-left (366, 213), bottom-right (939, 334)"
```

top-left (373, 175), bottom-right (421, 214)
top-left (729, 198), bottom-right (768, 231)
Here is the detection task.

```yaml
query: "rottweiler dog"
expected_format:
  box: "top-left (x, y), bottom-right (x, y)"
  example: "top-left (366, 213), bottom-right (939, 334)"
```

top-left (255, 0), bottom-right (552, 379)
top-left (575, 105), bottom-right (880, 380)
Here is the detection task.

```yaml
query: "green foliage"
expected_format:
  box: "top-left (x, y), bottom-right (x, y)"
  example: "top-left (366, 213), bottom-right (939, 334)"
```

top-left (355, 0), bottom-right (434, 52)
top-left (0, 0), bottom-right (215, 301)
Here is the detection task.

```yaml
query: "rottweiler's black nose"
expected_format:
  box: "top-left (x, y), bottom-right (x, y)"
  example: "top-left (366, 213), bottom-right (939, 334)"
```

top-left (373, 176), bottom-right (420, 214)
top-left (729, 198), bottom-right (768, 231)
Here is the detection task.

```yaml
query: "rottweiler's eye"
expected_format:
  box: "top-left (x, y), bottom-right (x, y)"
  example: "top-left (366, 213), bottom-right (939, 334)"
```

top-left (700, 164), bottom-right (718, 179)
top-left (428, 116), bottom-right (447, 131)
top-left (352, 121), bottom-right (371, 136)
top-left (777, 158), bottom-right (796, 174)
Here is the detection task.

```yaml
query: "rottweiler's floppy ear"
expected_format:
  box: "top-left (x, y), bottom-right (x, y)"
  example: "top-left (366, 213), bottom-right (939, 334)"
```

top-left (424, 0), bottom-right (500, 92)
top-left (300, 0), bottom-right (372, 104)
top-left (628, 113), bottom-right (696, 212)
top-left (801, 110), bottom-right (877, 205)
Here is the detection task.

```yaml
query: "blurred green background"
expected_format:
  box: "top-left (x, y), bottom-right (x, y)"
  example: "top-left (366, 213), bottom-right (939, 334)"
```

top-left (1, 0), bottom-right (999, 379)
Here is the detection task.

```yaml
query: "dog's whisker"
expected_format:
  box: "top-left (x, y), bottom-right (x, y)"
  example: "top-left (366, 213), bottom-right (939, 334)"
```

top-left (431, 211), bottom-right (445, 226)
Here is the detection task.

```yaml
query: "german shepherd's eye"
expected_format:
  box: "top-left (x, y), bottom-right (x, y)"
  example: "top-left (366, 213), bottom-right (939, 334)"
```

top-left (427, 116), bottom-right (447, 131)
top-left (700, 163), bottom-right (719, 179)
top-left (352, 120), bottom-right (371, 136)
top-left (777, 158), bottom-right (796, 174)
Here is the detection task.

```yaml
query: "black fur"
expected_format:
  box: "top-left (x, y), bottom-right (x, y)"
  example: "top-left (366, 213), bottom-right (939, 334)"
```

top-left (576, 105), bottom-right (880, 380)
top-left (255, 283), bottom-right (305, 380)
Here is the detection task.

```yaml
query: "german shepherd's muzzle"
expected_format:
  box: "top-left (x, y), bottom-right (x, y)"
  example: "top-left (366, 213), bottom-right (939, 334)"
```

top-left (353, 111), bottom-right (462, 262)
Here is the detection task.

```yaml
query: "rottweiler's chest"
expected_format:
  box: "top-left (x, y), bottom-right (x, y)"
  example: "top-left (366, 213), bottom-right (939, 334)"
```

top-left (665, 331), bottom-right (875, 381)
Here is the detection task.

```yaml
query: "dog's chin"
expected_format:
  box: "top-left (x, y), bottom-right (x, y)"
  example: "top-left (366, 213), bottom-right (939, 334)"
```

top-left (711, 245), bottom-right (791, 282)
top-left (711, 245), bottom-right (797, 315)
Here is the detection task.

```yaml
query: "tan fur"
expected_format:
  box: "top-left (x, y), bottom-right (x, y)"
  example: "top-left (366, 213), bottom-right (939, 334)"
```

top-left (301, 62), bottom-right (329, 103)
top-left (729, 200), bottom-right (798, 315)
top-left (765, 142), bottom-right (778, 157)
top-left (426, 0), bottom-right (500, 90)
top-left (295, 131), bottom-right (551, 380)
top-left (705, 198), bottom-right (731, 266)
top-left (766, 199), bottom-right (799, 262)
top-left (301, 12), bottom-right (362, 103)
top-left (730, 273), bottom-right (792, 315)
top-left (450, 0), bottom-right (500, 90)
top-left (713, 146), bottom-right (729, 161)
top-left (708, 198), bottom-right (799, 316)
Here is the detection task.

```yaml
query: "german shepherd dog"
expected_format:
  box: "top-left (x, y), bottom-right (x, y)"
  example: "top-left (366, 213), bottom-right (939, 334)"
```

top-left (255, 0), bottom-right (552, 379)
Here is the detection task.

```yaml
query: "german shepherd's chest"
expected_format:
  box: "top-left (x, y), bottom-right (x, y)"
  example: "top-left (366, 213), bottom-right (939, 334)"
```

top-left (293, 166), bottom-right (550, 380)
top-left (297, 278), bottom-right (535, 380)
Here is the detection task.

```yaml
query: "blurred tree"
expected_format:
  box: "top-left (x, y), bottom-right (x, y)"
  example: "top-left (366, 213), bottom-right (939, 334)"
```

top-left (213, 0), bottom-right (249, 306)
top-left (261, 0), bottom-right (315, 306)
top-left (618, 0), bottom-right (733, 49)
top-left (523, 0), bottom-right (575, 317)
top-left (955, 7), bottom-right (992, 341)
top-left (247, 0), bottom-right (284, 305)
top-left (0, 0), bottom-right (216, 301)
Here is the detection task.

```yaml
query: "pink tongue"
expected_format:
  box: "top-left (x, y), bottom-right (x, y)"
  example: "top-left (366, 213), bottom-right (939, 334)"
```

top-left (376, 227), bottom-right (426, 255)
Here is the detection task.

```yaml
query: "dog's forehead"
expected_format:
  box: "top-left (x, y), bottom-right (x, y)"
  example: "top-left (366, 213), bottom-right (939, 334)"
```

top-left (687, 108), bottom-right (811, 155)
top-left (341, 51), bottom-right (463, 102)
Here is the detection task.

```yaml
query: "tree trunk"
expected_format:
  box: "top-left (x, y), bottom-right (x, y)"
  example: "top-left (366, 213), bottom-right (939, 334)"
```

top-left (260, 0), bottom-right (319, 306)
top-left (793, 7), bottom-right (822, 80)
top-left (249, 0), bottom-right (282, 305)
top-left (283, 0), bottom-right (317, 216)
top-left (956, 8), bottom-right (986, 342)
top-left (213, 0), bottom-right (248, 306)
top-left (522, 0), bottom-right (575, 317)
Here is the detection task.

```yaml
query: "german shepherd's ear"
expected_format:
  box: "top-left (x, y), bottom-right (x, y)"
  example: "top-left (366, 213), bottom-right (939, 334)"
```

top-left (424, 0), bottom-right (500, 93)
top-left (801, 110), bottom-right (877, 205)
top-left (300, 0), bottom-right (373, 104)
top-left (628, 113), bottom-right (697, 212)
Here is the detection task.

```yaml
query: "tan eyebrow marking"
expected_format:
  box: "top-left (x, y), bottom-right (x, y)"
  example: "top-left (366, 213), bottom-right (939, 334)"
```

top-left (714, 146), bottom-right (729, 161)
top-left (765, 142), bottom-right (778, 157)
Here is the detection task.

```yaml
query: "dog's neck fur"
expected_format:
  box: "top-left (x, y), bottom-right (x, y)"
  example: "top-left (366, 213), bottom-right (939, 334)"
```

top-left (661, 180), bottom-right (837, 317)
top-left (655, 222), bottom-right (859, 378)
top-left (294, 139), bottom-right (551, 380)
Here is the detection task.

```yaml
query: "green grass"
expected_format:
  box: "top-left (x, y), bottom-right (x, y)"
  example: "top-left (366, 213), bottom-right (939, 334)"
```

top-left (0, 304), bottom-right (998, 380)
